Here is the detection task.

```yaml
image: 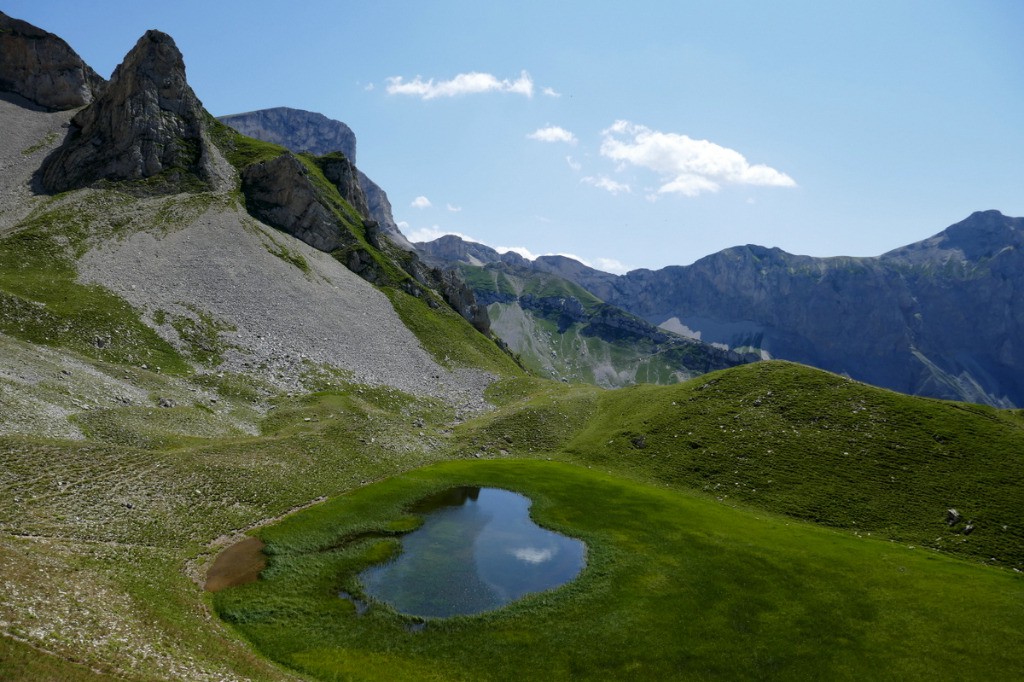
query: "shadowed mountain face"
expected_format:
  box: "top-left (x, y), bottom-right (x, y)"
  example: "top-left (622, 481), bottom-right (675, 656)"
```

top-left (420, 211), bottom-right (1024, 406)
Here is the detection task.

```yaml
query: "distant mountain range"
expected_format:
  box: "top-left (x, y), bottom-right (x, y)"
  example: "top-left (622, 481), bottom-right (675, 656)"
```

top-left (419, 211), bottom-right (1024, 407)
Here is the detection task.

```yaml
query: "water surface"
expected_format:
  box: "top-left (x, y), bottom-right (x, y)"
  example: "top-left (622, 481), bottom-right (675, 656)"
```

top-left (358, 487), bottom-right (585, 618)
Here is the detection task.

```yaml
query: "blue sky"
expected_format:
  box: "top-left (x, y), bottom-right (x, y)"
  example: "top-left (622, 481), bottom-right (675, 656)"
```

top-left (7, 1), bottom-right (1023, 272)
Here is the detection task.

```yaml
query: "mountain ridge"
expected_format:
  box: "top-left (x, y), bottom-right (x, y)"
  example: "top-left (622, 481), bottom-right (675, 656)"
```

top-left (421, 210), bottom-right (1024, 406)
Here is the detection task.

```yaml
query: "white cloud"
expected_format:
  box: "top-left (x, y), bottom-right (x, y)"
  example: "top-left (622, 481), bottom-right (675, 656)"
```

top-left (582, 175), bottom-right (632, 195)
top-left (594, 257), bottom-right (630, 275)
top-left (446, 203), bottom-right (462, 212)
top-left (363, 82), bottom-right (375, 91)
top-left (527, 126), bottom-right (577, 144)
top-left (511, 547), bottom-right (555, 564)
top-left (542, 86), bottom-right (561, 98)
top-left (600, 120), bottom-right (796, 197)
top-left (405, 225), bottom-right (479, 244)
top-left (495, 245), bottom-right (540, 260)
top-left (565, 156), bottom-right (582, 172)
top-left (410, 195), bottom-right (432, 209)
top-left (386, 71), bottom-right (534, 99)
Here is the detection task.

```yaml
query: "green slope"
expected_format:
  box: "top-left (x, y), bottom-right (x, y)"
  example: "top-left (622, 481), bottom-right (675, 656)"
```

top-left (460, 262), bottom-right (744, 387)
top-left (217, 459), bottom-right (1024, 681)
top-left (463, 361), bottom-right (1024, 567)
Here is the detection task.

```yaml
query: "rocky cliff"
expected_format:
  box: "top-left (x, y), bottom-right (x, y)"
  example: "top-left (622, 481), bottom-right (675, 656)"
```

top-left (219, 106), bottom-right (357, 160)
top-left (0, 11), bottom-right (105, 110)
top-left (421, 212), bottom-right (1023, 406)
top-left (218, 107), bottom-right (413, 250)
top-left (40, 30), bottom-right (226, 193)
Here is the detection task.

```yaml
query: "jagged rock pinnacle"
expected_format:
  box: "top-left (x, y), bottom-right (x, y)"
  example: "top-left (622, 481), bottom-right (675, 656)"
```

top-left (40, 30), bottom-right (221, 193)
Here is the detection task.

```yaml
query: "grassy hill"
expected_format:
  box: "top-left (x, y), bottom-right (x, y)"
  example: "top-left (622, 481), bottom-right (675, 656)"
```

top-left (2, 65), bottom-right (1022, 682)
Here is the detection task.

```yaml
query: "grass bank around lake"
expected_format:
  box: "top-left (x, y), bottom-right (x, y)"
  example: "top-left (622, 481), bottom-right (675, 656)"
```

top-left (214, 459), bottom-right (1024, 681)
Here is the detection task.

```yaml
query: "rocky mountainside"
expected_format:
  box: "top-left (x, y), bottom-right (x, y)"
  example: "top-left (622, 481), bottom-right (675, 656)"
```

top-left (1, 15), bottom-right (513, 437)
top-left (40, 30), bottom-right (231, 194)
top-left (218, 107), bottom-right (413, 250)
top-left (0, 11), bottom-right (105, 110)
top-left (424, 211), bottom-right (1023, 406)
top-left (418, 236), bottom-right (752, 387)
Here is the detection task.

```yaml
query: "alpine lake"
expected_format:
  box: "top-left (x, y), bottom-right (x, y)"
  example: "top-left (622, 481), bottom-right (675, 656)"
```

top-left (357, 486), bottom-right (586, 618)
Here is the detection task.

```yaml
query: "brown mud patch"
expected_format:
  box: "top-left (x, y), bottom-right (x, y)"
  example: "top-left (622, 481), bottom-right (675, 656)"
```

top-left (204, 536), bottom-right (266, 592)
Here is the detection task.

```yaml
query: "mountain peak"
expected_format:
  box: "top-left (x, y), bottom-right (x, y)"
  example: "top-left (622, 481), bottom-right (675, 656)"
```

top-left (884, 210), bottom-right (1022, 264)
top-left (40, 28), bottom-right (224, 193)
top-left (219, 107), bottom-right (357, 162)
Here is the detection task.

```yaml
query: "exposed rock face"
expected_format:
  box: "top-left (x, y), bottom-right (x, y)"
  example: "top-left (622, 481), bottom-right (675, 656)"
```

top-left (241, 153), bottom-right (353, 252)
top-left (317, 152), bottom-right (370, 220)
top-left (219, 107), bottom-right (357, 160)
top-left (40, 30), bottom-right (222, 193)
top-left (418, 213), bottom-right (1024, 405)
top-left (416, 239), bottom-right (749, 385)
top-left (437, 268), bottom-right (490, 333)
top-left (0, 12), bottom-right (105, 110)
top-left (418, 234), bottom-right (505, 267)
top-left (217, 107), bottom-right (413, 250)
top-left (357, 169), bottom-right (413, 250)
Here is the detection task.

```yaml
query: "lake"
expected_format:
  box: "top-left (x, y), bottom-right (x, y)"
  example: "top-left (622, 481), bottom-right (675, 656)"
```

top-left (358, 486), bottom-right (586, 618)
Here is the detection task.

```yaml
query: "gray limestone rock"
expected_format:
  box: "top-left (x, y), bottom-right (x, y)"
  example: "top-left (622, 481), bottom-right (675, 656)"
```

top-left (0, 12), bottom-right (105, 110)
top-left (40, 30), bottom-right (221, 194)
top-left (219, 107), bottom-right (357, 161)
top-left (241, 152), bottom-right (352, 253)
top-left (217, 107), bottom-right (413, 250)
top-left (317, 152), bottom-right (371, 220)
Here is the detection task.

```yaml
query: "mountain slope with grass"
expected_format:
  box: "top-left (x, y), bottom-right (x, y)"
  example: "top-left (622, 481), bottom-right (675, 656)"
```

top-left (417, 235), bottom-right (754, 387)
top-left (1, 13), bottom-right (1022, 682)
top-left (421, 211), bottom-right (1024, 408)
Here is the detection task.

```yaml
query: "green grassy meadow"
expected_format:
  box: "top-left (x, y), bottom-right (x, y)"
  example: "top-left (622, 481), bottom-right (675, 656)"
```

top-left (1, 169), bottom-right (1023, 680)
top-left (215, 459), bottom-right (1024, 681)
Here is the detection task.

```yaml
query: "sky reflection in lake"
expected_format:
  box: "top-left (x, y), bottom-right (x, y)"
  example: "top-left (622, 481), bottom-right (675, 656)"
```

top-left (358, 487), bottom-right (585, 618)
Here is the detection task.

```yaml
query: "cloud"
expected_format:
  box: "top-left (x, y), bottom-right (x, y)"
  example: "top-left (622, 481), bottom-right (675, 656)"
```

top-left (495, 245), bottom-right (540, 260)
top-left (582, 175), bottom-right (632, 195)
top-left (386, 71), bottom-right (534, 99)
top-left (565, 156), bottom-right (582, 172)
top-left (511, 547), bottom-right (555, 564)
top-left (542, 86), bottom-right (561, 98)
top-left (600, 120), bottom-right (796, 197)
top-left (446, 203), bottom-right (462, 212)
top-left (363, 82), bottom-right (375, 91)
top-left (410, 195), bottom-right (432, 209)
top-left (527, 126), bottom-right (577, 144)
top-left (594, 257), bottom-right (630, 275)
top-left (405, 226), bottom-right (479, 244)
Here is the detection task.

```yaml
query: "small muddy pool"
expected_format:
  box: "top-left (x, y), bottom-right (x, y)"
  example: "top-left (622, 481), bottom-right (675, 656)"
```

top-left (358, 487), bottom-right (586, 618)
top-left (205, 536), bottom-right (266, 592)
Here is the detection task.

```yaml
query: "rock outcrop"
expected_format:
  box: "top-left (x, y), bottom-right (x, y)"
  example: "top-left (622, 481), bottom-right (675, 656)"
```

top-left (219, 107), bottom-right (357, 160)
top-left (217, 107), bottom-right (413, 250)
top-left (316, 152), bottom-right (370, 220)
top-left (241, 152), bottom-right (355, 253)
top-left (40, 30), bottom-right (223, 193)
top-left (357, 169), bottom-right (413, 250)
top-left (0, 12), bottom-right (105, 110)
